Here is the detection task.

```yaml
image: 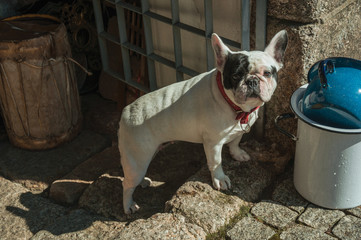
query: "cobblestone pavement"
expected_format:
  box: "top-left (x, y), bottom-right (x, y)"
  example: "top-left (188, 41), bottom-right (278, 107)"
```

top-left (0, 94), bottom-right (360, 239)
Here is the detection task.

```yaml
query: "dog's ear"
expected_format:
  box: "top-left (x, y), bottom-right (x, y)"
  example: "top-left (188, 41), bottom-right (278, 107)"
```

top-left (264, 30), bottom-right (288, 69)
top-left (211, 33), bottom-right (231, 71)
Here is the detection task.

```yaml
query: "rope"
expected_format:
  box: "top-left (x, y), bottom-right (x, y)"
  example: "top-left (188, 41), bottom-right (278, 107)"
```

top-left (19, 56), bottom-right (92, 76)
top-left (66, 57), bottom-right (93, 76)
top-left (2, 14), bottom-right (60, 23)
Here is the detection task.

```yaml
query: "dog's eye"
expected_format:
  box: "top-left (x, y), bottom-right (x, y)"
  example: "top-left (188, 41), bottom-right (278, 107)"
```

top-left (264, 71), bottom-right (272, 78)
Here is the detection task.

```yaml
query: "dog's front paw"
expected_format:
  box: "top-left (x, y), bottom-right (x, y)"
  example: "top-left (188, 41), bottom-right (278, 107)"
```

top-left (212, 173), bottom-right (231, 190)
top-left (230, 147), bottom-right (251, 162)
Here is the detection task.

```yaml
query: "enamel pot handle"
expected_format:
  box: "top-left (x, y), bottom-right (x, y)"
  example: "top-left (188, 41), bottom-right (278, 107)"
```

top-left (274, 113), bottom-right (298, 141)
top-left (318, 59), bottom-right (335, 88)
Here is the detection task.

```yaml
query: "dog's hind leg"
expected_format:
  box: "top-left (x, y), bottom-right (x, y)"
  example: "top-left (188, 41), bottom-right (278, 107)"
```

top-left (122, 176), bottom-right (152, 214)
top-left (123, 183), bottom-right (139, 214)
top-left (120, 145), bottom-right (157, 214)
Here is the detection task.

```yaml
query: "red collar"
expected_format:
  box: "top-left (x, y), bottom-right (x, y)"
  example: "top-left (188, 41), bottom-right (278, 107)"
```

top-left (216, 71), bottom-right (260, 124)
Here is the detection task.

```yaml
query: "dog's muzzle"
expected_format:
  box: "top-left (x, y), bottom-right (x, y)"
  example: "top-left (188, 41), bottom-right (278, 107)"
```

top-left (246, 75), bottom-right (259, 89)
top-left (245, 75), bottom-right (261, 97)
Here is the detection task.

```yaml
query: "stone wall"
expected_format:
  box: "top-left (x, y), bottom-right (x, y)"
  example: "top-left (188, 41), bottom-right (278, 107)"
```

top-left (264, 0), bottom-right (361, 156)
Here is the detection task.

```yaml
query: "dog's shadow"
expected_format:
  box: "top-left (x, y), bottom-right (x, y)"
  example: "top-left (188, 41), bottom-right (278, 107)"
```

top-left (4, 142), bottom-right (205, 236)
top-left (5, 191), bottom-right (109, 236)
top-left (78, 141), bottom-right (206, 222)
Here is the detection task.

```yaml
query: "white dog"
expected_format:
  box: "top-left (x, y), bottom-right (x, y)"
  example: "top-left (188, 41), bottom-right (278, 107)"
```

top-left (118, 30), bottom-right (288, 214)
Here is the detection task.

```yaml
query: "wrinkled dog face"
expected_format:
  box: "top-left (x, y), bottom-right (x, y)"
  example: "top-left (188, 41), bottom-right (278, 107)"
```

top-left (223, 51), bottom-right (279, 104)
top-left (212, 30), bottom-right (288, 111)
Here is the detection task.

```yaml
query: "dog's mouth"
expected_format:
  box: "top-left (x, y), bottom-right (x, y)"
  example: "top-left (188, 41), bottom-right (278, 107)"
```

top-left (248, 92), bottom-right (261, 99)
top-left (234, 77), bottom-right (270, 104)
top-left (234, 87), bottom-right (262, 104)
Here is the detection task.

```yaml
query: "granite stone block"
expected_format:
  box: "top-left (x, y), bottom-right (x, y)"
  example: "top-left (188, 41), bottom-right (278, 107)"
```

top-left (227, 216), bottom-right (275, 240)
top-left (298, 205), bottom-right (345, 231)
top-left (251, 200), bottom-right (298, 229)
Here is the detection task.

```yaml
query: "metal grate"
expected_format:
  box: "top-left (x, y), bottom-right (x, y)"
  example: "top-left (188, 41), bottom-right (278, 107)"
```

top-left (92, 0), bottom-right (268, 93)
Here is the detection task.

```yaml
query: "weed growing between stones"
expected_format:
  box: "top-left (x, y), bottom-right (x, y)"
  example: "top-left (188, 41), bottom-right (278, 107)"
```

top-left (268, 230), bottom-right (282, 240)
top-left (253, 214), bottom-right (283, 240)
top-left (206, 205), bottom-right (251, 240)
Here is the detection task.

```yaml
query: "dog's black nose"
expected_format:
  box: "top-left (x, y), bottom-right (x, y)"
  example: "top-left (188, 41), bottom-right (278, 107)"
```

top-left (246, 77), bottom-right (259, 89)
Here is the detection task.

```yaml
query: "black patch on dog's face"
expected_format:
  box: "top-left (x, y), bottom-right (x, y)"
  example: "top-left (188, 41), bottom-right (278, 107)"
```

top-left (222, 53), bottom-right (249, 90)
top-left (271, 66), bottom-right (278, 82)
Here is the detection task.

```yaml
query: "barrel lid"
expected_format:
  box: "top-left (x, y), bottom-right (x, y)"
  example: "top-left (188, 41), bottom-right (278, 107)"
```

top-left (0, 15), bottom-right (60, 41)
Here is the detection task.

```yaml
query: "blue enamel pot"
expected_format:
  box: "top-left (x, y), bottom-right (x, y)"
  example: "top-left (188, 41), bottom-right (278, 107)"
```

top-left (302, 57), bottom-right (361, 129)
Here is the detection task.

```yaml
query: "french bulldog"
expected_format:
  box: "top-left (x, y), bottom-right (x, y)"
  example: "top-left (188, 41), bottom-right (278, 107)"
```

top-left (118, 30), bottom-right (288, 214)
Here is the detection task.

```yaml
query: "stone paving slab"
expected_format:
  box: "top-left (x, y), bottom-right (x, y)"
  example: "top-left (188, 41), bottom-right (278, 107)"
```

top-left (346, 206), bottom-right (361, 218)
top-left (78, 172), bottom-right (128, 221)
top-left (114, 213), bottom-right (207, 240)
top-left (298, 204), bottom-right (345, 231)
top-left (251, 200), bottom-right (298, 229)
top-left (226, 216), bottom-right (275, 240)
top-left (50, 145), bottom-right (120, 204)
top-left (165, 180), bottom-right (247, 234)
top-left (332, 215), bottom-right (361, 240)
top-left (272, 177), bottom-right (309, 213)
top-left (165, 150), bottom-right (276, 234)
top-left (280, 224), bottom-right (336, 240)
top-left (0, 130), bottom-right (111, 191)
top-left (0, 177), bottom-right (67, 239)
top-left (31, 209), bottom-right (125, 240)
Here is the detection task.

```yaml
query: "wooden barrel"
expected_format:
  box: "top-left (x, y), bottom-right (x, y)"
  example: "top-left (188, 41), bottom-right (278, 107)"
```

top-left (0, 14), bottom-right (82, 150)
